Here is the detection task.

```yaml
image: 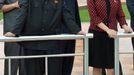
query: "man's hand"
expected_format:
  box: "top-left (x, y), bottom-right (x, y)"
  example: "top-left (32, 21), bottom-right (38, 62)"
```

top-left (4, 32), bottom-right (16, 37)
top-left (77, 31), bottom-right (86, 35)
top-left (106, 29), bottom-right (117, 38)
top-left (122, 25), bottom-right (133, 33)
top-left (12, 1), bottom-right (19, 8)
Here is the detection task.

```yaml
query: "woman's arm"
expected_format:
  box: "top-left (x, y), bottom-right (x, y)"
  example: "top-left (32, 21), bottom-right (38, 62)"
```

top-left (116, 0), bottom-right (127, 27)
top-left (116, 0), bottom-right (133, 33)
top-left (97, 22), bottom-right (117, 38)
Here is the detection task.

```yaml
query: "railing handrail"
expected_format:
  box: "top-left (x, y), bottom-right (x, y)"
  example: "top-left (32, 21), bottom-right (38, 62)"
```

top-left (0, 34), bottom-right (92, 60)
top-left (0, 32), bottom-right (133, 42)
top-left (0, 53), bottom-right (84, 59)
top-left (117, 32), bottom-right (134, 37)
top-left (0, 34), bottom-right (93, 42)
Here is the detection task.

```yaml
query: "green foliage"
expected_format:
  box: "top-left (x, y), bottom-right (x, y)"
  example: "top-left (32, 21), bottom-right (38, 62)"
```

top-left (79, 7), bottom-right (90, 22)
top-left (122, 3), bottom-right (130, 19)
top-left (0, 12), bottom-right (3, 20)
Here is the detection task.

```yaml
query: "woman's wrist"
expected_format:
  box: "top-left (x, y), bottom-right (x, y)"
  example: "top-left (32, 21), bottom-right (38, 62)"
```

top-left (97, 22), bottom-right (110, 33)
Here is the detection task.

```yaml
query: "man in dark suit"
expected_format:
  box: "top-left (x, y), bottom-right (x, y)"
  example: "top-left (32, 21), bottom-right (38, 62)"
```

top-left (62, 0), bottom-right (81, 75)
top-left (0, 0), bottom-right (25, 75)
top-left (4, 0), bottom-right (85, 75)
top-left (126, 0), bottom-right (134, 70)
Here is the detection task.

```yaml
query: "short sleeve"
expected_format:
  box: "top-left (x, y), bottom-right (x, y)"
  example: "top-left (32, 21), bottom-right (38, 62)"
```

top-left (0, 0), bottom-right (5, 9)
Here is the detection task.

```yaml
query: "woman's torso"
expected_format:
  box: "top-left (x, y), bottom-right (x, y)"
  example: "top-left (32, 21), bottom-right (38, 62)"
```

top-left (88, 0), bottom-right (126, 32)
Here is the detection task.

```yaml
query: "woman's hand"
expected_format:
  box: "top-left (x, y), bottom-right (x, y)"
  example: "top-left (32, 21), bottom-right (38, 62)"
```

top-left (106, 29), bottom-right (117, 38)
top-left (122, 25), bottom-right (133, 33)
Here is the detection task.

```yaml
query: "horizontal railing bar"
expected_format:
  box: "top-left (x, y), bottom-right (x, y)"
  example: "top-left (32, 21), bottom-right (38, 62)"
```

top-left (117, 32), bottom-right (134, 37)
top-left (0, 53), bottom-right (84, 59)
top-left (0, 32), bottom-right (134, 42)
top-left (0, 34), bottom-right (93, 42)
top-left (119, 51), bottom-right (134, 54)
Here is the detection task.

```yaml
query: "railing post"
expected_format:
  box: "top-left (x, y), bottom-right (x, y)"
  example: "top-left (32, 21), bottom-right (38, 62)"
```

top-left (8, 59), bottom-right (11, 75)
top-left (133, 55), bottom-right (134, 70)
top-left (84, 36), bottom-right (89, 75)
top-left (45, 57), bottom-right (48, 75)
top-left (114, 38), bottom-right (119, 75)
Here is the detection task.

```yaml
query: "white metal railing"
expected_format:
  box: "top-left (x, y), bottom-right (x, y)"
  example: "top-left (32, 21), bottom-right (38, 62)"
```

top-left (0, 33), bottom-right (134, 75)
top-left (115, 32), bottom-right (134, 75)
top-left (0, 34), bottom-right (93, 75)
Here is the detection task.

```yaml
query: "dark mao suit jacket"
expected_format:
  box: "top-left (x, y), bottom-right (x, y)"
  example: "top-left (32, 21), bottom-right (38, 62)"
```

top-left (11, 0), bottom-right (81, 50)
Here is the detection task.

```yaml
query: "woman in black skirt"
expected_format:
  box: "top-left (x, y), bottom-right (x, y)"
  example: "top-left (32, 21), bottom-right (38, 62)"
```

top-left (87, 0), bottom-right (133, 75)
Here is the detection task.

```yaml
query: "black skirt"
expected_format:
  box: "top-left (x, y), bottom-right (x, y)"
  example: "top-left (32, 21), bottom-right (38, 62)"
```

top-left (88, 29), bottom-right (114, 69)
